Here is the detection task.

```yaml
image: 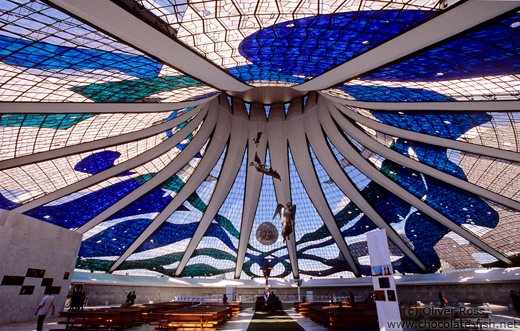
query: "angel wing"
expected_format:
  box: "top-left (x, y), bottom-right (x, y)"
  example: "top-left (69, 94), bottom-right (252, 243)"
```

top-left (253, 132), bottom-right (263, 146)
top-left (272, 203), bottom-right (284, 220)
top-left (254, 152), bottom-right (261, 164)
top-left (270, 169), bottom-right (281, 180)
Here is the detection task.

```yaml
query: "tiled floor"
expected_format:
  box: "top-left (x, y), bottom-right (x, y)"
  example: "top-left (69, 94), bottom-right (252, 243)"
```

top-left (0, 305), bottom-right (518, 331)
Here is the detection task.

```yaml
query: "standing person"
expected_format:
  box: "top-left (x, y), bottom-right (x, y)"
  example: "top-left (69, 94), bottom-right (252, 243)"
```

top-left (79, 290), bottom-right (86, 311)
top-left (223, 294), bottom-right (228, 303)
top-left (511, 290), bottom-right (520, 312)
top-left (70, 290), bottom-right (81, 311)
top-left (35, 293), bottom-right (55, 331)
top-left (126, 291), bottom-right (132, 303)
top-left (268, 291), bottom-right (275, 312)
top-left (438, 292), bottom-right (448, 308)
top-left (129, 291), bottom-right (136, 305)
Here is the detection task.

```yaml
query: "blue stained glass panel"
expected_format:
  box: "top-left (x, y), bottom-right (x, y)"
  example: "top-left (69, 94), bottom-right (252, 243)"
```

top-left (360, 10), bottom-right (520, 82)
top-left (379, 157), bottom-right (499, 232)
top-left (238, 10), bottom-right (436, 79)
top-left (26, 178), bottom-right (146, 229)
top-left (390, 139), bottom-right (467, 180)
top-left (74, 151), bottom-right (134, 176)
top-left (78, 185), bottom-right (177, 258)
top-left (369, 111), bottom-right (491, 140)
top-left (227, 64), bottom-right (307, 84)
top-left (0, 35), bottom-right (162, 79)
top-left (336, 85), bottom-right (455, 102)
top-left (328, 139), bottom-right (448, 272)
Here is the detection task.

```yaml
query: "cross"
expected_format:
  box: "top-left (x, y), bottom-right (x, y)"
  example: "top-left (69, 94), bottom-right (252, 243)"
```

top-left (260, 266), bottom-right (273, 286)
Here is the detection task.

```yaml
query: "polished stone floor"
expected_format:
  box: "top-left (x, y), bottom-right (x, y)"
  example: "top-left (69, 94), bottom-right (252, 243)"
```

top-left (0, 305), bottom-right (518, 331)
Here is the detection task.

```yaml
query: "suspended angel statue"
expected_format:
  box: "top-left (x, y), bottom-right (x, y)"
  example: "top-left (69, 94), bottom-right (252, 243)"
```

top-left (273, 201), bottom-right (296, 242)
top-left (249, 152), bottom-right (281, 180)
top-left (252, 132), bottom-right (263, 147)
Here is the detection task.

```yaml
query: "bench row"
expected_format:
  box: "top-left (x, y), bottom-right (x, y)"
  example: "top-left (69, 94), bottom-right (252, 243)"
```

top-left (49, 301), bottom-right (241, 331)
top-left (294, 302), bottom-right (379, 330)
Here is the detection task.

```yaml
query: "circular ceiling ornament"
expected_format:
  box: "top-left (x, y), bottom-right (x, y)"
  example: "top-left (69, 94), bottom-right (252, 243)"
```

top-left (256, 222), bottom-right (279, 245)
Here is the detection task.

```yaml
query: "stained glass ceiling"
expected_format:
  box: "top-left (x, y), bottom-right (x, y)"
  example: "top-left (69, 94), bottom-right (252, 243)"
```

top-left (1, 0), bottom-right (520, 279)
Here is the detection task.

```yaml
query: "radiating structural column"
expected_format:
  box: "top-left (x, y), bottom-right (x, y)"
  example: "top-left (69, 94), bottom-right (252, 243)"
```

top-left (108, 97), bottom-right (229, 272)
top-left (235, 102), bottom-right (269, 279)
top-left (0, 106), bottom-right (200, 171)
top-left (267, 103), bottom-right (300, 279)
top-left (175, 97), bottom-right (250, 276)
top-left (330, 98), bottom-right (520, 163)
top-left (286, 96), bottom-right (360, 276)
top-left (320, 99), bottom-right (514, 266)
top-left (14, 105), bottom-right (210, 214)
top-left (304, 98), bottom-right (427, 271)
top-left (327, 101), bottom-right (520, 212)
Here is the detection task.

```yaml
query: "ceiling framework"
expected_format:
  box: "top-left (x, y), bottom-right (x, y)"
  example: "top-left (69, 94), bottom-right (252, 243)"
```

top-left (0, 106), bottom-right (201, 170)
top-left (329, 100), bottom-right (520, 163)
top-left (295, 0), bottom-right (520, 92)
top-left (12, 106), bottom-right (210, 214)
top-left (108, 96), bottom-right (230, 272)
top-left (46, 0), bottom-right (251, 92)
top-left (0, 0), bottom-right (519, 279)
top-left (327, 104), bottom-right (520, 212)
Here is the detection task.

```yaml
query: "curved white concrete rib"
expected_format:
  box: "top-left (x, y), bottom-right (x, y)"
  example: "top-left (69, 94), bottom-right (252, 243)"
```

top-left (331, 99), bottom-right (520, 164)
top-left (0, 98), bottom-right (213, 114)
top-left (320, 99), bottom-right (513, 266)
top-left (175, 100), bottom-right (249, 276)
top-left (108, 97), bottom-right (232, 273)
top-left (285, 97), bottom-right (360, 277)
top-left (78, 100), bottom-right (220, 234)
top-left (267, 103), bottom-right (300, 279)
top-left (322, 94), bottom-right (520, 113)
top-left (13, 105), bottom-right (210, 214)
top-left (304, 100), bottom-right (427, 271)
top-left (327, 102), bottom-right (520, 212)
top-left (0, 106), bottom-right (200, 170)
top-left (234, 102), bottom-right (268, 279)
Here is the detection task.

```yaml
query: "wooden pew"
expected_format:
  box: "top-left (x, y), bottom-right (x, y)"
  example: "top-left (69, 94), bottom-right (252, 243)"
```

top-left (329, 310), bottom-right (379, 329)
top-left (295, 302), bottom-right (378, 330)
top-left (52, 310), bottom-right (130, 330)
top-left (154, 312), bottom-right (219, 331)
top-left (49, 304), bottom-right (168, 330)
top-left (151, 304), bottom-right (234, 331)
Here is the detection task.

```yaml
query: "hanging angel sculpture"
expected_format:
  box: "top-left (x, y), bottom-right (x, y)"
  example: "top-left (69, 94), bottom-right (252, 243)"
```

top-left (249, 152), bottom-right (281, 180)
top-left (273, 201), bottom-right (296, 242)
top-left (252, 132), bottom-right (263, 147)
